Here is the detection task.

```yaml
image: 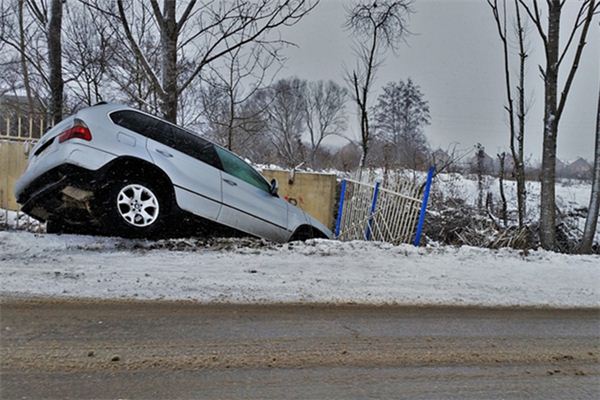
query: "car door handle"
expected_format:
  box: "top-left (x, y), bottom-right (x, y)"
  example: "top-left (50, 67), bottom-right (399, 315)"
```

top-left (223, 178), bottom-right (237, 186)
top-left (156, 149), bottom-right (173, 158)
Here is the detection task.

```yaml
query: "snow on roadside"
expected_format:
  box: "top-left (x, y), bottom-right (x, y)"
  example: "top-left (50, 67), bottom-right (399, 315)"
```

top-left (1, 231), bottom-right (598, 308)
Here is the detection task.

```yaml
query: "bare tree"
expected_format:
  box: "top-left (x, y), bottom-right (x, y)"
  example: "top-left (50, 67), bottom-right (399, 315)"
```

top-left (62, 2), bottom-right (113, 109)
top-left (487, 0), bottom-right (529, 228)
top-left (0, 0), bottom-right (51, 115)
top-left (201, 43), bottom-right (279, 152)
top-left (106, 0), bottom-right (317, 123)
top-left (580, 87), bottom-right (600, 253)
top-left (345, 0), bottom-right (413, 167)
top-left (102, 2), bottom-right (162, 112)
top-left (517, 0), bottom-right (598, 250)
top-left (304, 80), bottom-right (348, 167)
top-left (259, 77), bottom-right (307, 167)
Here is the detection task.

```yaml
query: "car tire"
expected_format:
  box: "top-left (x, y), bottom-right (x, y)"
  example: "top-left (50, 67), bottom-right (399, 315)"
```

top-left (99, 177), bottom-right (171, 238)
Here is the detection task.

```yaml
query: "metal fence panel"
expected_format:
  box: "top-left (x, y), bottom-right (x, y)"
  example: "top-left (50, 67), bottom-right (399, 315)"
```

top-left (336, 170), bottom-right (427, 245)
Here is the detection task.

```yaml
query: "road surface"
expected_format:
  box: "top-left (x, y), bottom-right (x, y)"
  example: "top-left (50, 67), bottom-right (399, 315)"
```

top-left (1, 299), bottom-right (599, 399)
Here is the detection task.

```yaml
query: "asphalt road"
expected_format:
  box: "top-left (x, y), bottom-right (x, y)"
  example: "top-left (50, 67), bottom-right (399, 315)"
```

top-left (1, 299), bottom-right (599, 399)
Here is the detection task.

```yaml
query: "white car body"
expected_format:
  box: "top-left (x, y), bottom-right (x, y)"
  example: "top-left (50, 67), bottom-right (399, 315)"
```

top-left (15, 103), bottom-right (332, 242)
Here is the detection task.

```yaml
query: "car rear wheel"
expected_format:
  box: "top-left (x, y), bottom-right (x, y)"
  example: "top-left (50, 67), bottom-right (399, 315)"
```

top-left (100, 178), bottom-right (171, 238)
top-left (116, 184), bottom-right (160, 227)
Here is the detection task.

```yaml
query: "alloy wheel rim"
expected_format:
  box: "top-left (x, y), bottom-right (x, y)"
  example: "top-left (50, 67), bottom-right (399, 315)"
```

top-left (116, 184), bottom-right (160, 227)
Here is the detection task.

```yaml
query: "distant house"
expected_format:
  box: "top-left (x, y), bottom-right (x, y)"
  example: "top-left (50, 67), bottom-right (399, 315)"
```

top-left (564, 158), bottom-right (592, 180)
top-left (0, 94), bottom-right (40, 115)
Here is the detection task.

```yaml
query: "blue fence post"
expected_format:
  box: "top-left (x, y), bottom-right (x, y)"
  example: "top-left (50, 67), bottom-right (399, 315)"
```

top-left (365, 180), bottom-right (381, 241)
top-left (413, 166), bottom-right (435, 247)
top-left (334, 179), bottom-right (347, 239)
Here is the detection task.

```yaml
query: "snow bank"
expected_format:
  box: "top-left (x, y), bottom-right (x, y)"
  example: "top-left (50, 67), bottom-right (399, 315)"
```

top-left (1, 231), bottom-right (598, 308)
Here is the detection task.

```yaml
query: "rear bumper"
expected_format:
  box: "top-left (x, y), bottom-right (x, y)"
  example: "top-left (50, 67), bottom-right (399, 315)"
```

top-left (15, 142), bottom-right (115, 202)
top-left (17, 164), bottom-right (105, 222)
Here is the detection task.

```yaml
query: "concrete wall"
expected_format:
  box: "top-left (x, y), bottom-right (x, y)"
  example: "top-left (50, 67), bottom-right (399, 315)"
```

top-left (0, 140), bottom-right (29, 211)
top-left (261, 169), bottom-right (337, 230)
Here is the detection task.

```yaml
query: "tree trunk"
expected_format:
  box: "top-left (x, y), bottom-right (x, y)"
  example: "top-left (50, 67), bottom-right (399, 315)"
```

top-left (539, 2), bottom-right (561, 250)
top-left (488, 0), bottom-right (528, 227)
top-left (18, 0), bottom-right (34, 116)
top-left (227, 87), bottom-right (235, 151)
top-left (514, 0), bottom-right (527, 227)
top-left (360, 108), bottom-right (369, 168)
top-left (161, 0), bottom-right (178, 123)
top-left (476, 144), bottom-right (485, 211)
top-left (48, 0), bottom-right (63, 125)
top-left (498, 153), bottom-right (508, 227)
top-left (580, 87), bottom-right (600, 253)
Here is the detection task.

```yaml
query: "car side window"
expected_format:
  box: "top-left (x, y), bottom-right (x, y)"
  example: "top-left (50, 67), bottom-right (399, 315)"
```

top-left (215, 146), bottom-right (270, 193)
top-left (110, 110), bottom-right (221, 170)
top-left (110, 110), bottom-right (158, 140)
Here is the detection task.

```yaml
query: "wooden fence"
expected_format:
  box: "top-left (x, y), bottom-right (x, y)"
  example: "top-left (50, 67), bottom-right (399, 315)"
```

top-left (0, 141), bottom-right (31, 211)
top-left (0, 116), bottom-right (41, 211)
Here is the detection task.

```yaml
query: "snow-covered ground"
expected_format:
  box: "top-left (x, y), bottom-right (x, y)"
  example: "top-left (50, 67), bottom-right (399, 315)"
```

top-left (1, 231), bottom-right (598, 308)
top-left (432, 173), bottom-right (592, 222)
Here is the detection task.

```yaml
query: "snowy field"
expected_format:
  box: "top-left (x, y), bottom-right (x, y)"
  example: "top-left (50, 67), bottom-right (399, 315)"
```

top-left (0, 231), bottom-right (598, 308)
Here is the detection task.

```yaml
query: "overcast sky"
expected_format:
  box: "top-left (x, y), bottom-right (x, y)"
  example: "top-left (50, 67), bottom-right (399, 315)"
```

top-left (278, 0), bottom-right (599, 162)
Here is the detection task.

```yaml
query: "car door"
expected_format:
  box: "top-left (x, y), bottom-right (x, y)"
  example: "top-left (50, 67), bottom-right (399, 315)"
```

top-left (214, 146), bottom-right (289, 242)
top-left (147, 140), bottom-right (223, 221)
top-left (111, 110), bottom-right (223, 221)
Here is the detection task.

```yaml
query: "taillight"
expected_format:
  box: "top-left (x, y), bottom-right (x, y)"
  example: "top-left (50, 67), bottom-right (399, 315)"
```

top-left (58, 119), bottom-right (92, 143)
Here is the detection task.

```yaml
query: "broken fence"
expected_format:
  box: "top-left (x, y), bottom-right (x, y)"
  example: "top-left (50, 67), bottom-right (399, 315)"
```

top-left (334, 167), bottom-right (434, 246)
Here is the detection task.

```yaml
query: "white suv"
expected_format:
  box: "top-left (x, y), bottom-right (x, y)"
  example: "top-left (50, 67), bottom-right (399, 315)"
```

top-left (15, 103), bottom-right (332, 241)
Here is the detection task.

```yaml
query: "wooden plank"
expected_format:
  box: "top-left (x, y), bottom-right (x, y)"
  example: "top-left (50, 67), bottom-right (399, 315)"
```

top-left (0, 140), bottom-right (29, 210)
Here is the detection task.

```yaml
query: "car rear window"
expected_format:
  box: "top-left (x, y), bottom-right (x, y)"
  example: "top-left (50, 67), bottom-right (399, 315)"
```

top-left (110, 110), bottom-right (222, 169)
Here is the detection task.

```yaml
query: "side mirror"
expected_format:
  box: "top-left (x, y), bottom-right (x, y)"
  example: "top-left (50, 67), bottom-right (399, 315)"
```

top-left (269, 178), bottom-right (279, 196)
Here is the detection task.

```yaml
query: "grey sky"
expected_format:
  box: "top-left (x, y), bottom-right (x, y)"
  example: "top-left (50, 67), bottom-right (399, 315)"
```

top-left (278, 0), bottom-right (599, 162)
